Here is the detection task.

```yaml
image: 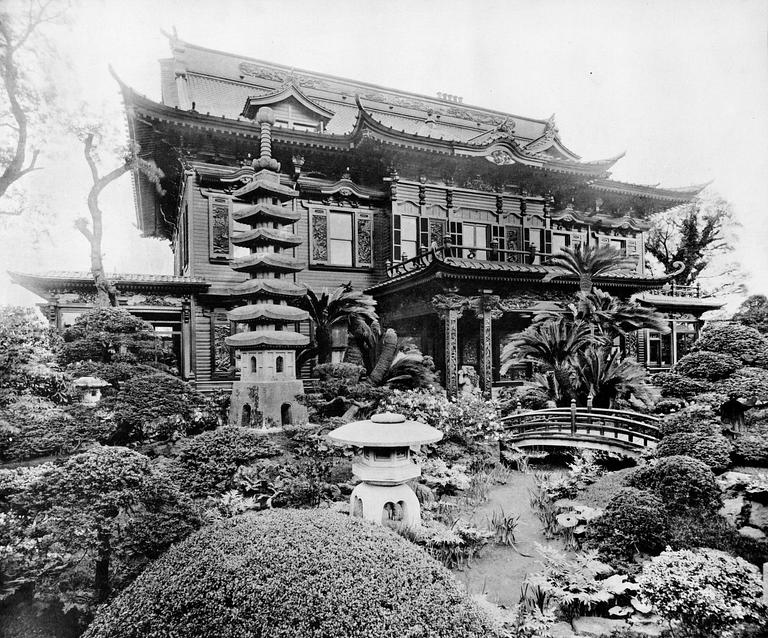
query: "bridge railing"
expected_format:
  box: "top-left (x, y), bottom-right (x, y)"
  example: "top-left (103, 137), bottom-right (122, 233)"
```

top-left (500, 400), bottom-right (661, 449)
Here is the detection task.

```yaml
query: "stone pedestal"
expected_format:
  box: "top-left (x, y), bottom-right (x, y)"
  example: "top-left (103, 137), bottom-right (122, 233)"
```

top-left (229, 379), bottom-right (307, 428)
top-left (351, 482), bottom-right (421, 526)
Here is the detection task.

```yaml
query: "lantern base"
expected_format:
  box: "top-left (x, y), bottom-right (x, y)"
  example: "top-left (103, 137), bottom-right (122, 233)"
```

top-left (350, 482), bottom-right (421, 527)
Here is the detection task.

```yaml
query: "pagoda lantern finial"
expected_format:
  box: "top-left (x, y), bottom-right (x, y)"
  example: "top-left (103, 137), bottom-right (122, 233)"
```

top-left (253, 106), bottom-right (280, 172)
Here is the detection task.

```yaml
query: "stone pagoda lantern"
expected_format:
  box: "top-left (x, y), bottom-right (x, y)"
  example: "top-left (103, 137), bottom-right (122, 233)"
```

top-left (72, 376), bottom-right (110, 405)
top-left (225, 106), bottom-right (309, 428)
top-left (328, 412), bottom-right (443, 526)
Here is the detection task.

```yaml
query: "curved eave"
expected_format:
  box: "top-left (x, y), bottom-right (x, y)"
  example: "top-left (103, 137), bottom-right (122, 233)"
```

top-left (231, 254), bottom-right (304, 273)
top-left (232, 203), bottom-right (302, 225)
top-left (203, 279), bottom-right (308, 301)
top-left (227, 303), bottom-right (309, 322)
top-left (121, 87), bottom-right (618, 178)
top-left (231, 228), bottom-right (302, 248)
top-left (550, 209), bottom-right (651, 232)
top-left (589, 178), bottom-right (709, 203)
top-left (636, 293), bottom-right (724, 312)
top-left (242, 83), bottom-right (335, 120)
top-left (225, 330), bottom-right (309, 349)
top-left (231, 177), bottom-right (297, 201)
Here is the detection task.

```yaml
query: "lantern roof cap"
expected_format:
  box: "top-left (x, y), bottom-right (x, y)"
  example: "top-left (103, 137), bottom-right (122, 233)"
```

top-left (327, 412), bottom-right (443, 447)
top-left (73, 376), bottom-right (110, 388)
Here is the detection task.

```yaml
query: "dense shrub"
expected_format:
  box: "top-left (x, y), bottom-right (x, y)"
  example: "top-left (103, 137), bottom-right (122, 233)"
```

top-left (652, 371), bottom-right (710, 400)
top-left (656, 432), bottom-right (732, 472)
top-left (673, 350), bottom-right (740, 381)
top-left (694, 322), bottom-right (768, 366)
top-left (665, 513), bottom-right (737, 552)
top-left (732, 420), bottom-right (768, 465)
top-left (0, 397), bottom-right (114, 462)
top-left (652, 396), bottom-right (686, 414)
top-left (109, 372), bottom-right (217, 442)
top-left (628, 455), bottom-right (722, 512)
top-left (587, 487), bottom-right (669, 563)
top-left (60, 308), bottom-right (175, 368)
top-left (313, 362), bottom-right (365, 384)
top-left (637, 548), bottom-right (766, 636)
top-left (0, 447), bottom-right (199, 621)
top-left (83, 509), bottom-right (499, 638)
top-left (65, 360), bottom-right (156, 386)
top-left (497, 384), bottom-right (551, 412)
top-left (659, 404), bottom-right (721, 437)
top-left (165, 427), bottom-right (281, 497)
top-left (380, 388), bottom-right (501, 440)
top-left (0, 306), bottom-right (65, 406)
top-left (713, 367), bottom-right (768, 402)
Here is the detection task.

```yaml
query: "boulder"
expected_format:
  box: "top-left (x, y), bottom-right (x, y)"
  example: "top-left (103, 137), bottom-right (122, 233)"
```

top-left (571, 617), bottom-right (629, 637)
top-left (717, 471), bottom-right (753, 493)
top-left (738, 525), bottom-right (767, 540)
top-left (719, 495), bottom-right (745, 526)
top-left (748, 501), bottom-right (768, 529)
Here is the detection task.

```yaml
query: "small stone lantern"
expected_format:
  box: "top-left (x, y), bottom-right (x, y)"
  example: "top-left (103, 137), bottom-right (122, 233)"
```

top-left (328, 412), bottom-right (442, 526)
top-left (73, 376), bottom-right (110, 405)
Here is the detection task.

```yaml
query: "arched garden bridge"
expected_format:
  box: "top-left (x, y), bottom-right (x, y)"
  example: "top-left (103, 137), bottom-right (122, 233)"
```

top-left (501, 401), bottom-right (660, 456)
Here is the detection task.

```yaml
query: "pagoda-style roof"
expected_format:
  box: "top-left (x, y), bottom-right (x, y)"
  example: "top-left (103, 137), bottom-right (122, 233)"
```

top-left (549, 205), bottom-right (652, 232)
top-left (327, 412), bottom-right (443, 448)
top-left (231, 253), bottom-right (304, 274)
top-left (204, 279), bottom-right (308, 301)
top-left (225, 330), bottom-right (309, 349)
top-left (232, 203), bottom-right (302, 225)
top-left (636, 291), bottom-right (724, 313)
top-left (9, 270), bottom-right (210, 298)
top-left (231, 175), bottom-right (298, 202)
top-left (231, 227), bottom-right (302, 248)
top-left (227, 303), bottom-right (309, 323)
top-left (116, 36), bottom-right (708, 238)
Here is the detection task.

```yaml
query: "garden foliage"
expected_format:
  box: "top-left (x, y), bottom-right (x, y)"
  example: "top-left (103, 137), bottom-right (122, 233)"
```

top-left (673, 350), bottom-right (740, 381)
top-left (656, 432), bottom-right (732, 472)
top-left (659, 404), bottom-right (721, 437)
top-left (637, 547), bottom-right (766, 637)
top-left (693, 322), bottom-right (768, 366)
top-left (83, 509), bottom-right (500, 638)
top-left (0, 447), bottom-right (199, 621)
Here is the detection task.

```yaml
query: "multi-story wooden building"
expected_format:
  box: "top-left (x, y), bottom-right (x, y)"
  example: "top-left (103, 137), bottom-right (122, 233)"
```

top-left (11, 36), bottom-right (721, 398)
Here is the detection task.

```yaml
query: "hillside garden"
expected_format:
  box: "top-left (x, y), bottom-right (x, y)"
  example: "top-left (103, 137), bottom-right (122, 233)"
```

top-left (1, 287), bottom-right (767, 638)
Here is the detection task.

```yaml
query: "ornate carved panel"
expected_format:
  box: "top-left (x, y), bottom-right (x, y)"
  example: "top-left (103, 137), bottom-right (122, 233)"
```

top-left (309, 208), bottom-right (328, 264)
top-left (355, 212), bottom-right (373, 267)
top-left (211, 310), bottom-right (233, 377)
top-left (208, 196), bottom-right (231, 262)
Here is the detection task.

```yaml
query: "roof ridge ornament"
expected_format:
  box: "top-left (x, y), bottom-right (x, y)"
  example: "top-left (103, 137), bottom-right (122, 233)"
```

top-left (252, 107), bottom-right (280, 172)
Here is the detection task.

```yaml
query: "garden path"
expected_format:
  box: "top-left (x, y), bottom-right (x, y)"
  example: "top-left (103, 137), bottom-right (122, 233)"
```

top-left (455, 471), bottom-right (557, 607)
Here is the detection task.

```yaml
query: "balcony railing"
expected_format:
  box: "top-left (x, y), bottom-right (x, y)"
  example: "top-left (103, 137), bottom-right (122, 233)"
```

top-left (386, 242), bottom-right (554, 278)
top-left (645, 282), bottom-right (706, 298)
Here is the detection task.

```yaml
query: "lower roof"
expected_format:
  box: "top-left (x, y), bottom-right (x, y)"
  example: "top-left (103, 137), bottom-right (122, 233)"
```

top-left (9, 271), bottom-right (210, 298)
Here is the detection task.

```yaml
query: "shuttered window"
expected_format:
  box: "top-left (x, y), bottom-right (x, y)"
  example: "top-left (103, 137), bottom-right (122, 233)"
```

top-left (309, 207), bottom-right (374, 268)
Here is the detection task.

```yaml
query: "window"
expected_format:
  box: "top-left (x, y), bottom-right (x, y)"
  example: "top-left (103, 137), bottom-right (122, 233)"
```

top-left (273, 103), bottom-right (323, 133)
top-left (329, 212), bottom-right (353, 265)
top-left (648, 331), bottom-right (672, 368)
top-left (462, 223), bottom-right (487, 259)
top-left (400, 216), bottom-right (418, 261)
top-left (551, 232), bottom-right (570, 254)
top-left (250, 356), bottom-right (258, 373)
top-left (275, 355), bottom-right (284, 373)
top-left (610, 238), bottom-right (627, 256)
top-left (309, 208), bottom-right (373, 268)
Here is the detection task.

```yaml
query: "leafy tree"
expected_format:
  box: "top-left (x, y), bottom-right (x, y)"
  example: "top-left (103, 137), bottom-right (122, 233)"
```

top-left (0, 446), bottom-right (199, 619)
top-left (732, 294), bottom-right (768, 334)
top-left (71, 124), bottom-right (164, 306)
top-left (59, 307), bottom-right (174, 370)
top-left (298, 283), bottom-right (379, 366)
top-left (0, 305), bottom-right (65, 405)
top-left (646, 194), bottom-right (737, 286)
top-left (546, 243), bottom-right (635, 293)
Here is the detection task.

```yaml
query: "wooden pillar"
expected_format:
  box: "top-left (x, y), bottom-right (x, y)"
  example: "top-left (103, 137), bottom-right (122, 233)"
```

top-left (432, 294), bottom-right (468, 397)
top-left (474, 292), bottom-right (501, 396)
top-left (181, 300), bottom-right (193, 381)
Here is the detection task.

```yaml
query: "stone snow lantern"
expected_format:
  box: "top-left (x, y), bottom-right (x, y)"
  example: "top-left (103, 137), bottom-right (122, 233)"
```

top-left (73, 376), bottom-right (110, 405)
top-left (327, 412), bottom-right (442, 526)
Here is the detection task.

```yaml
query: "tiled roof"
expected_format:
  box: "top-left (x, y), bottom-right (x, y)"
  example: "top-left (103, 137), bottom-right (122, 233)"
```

top-left (11, 271), bottom-right (207, 284)
top-left (9, 271), bottom-right (210, 295)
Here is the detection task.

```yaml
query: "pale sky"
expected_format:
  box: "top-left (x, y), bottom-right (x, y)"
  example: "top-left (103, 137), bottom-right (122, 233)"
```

top-left (1, 0), bottom-right (767, 307)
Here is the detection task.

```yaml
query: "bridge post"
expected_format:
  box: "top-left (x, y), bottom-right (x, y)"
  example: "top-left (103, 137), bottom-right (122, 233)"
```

top-left (570, 399), bottom-right (577, 435)
top-left (586, 394), bottom-right (593, 434)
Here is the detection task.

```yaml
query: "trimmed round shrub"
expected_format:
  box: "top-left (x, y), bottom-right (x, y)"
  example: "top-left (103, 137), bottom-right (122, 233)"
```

top-left (694, 323), bottom-right (768, 366)
top-left (109, 372), bottom-right (216, 441)
top-left (83, 509), bottom-right (498, 638)
top-left (673, 350), bottom-right (739, 381)
top-left (732, 424), bottom-right (768, 466)
top-left (659, 404), bottom-right (721, 437)
top-left (637, 548), bottom-right (766, 636)
top-left (165, 427), bottom-right (281, 497)
top-left (652, 397), bottom-right (686, 414)
top-left (628, 455), bottom-right (721, 512)
top-left (656, 432), bottom-right (732, 472)
top-left (653, 372), bottom-right (710, 400)
top-left (498, 384), bottom-right (551, 412)
top-left (713, 367), bottom-right (768, 403)
top-left (587, 487), bottom-right (669, 563)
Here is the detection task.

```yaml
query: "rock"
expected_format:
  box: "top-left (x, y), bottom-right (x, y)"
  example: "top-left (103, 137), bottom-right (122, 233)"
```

top-left (718, 471), bottom-right (753, 492)
top-left (748, 501), bottom-right (768, 530)
top-left (571, 617), bottom-right (629, 636)
top-left (738, 525), bottom-right (766, 540)
top-left (719, 495), bottom-right (745, 526)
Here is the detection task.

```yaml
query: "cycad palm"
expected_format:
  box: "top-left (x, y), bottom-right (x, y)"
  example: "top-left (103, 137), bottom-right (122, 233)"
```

top-left (574, 289), bottom-right (670, 338)
top-left (299, 283), bottom-right (379, 365)
top-left (501, 317), bottom-right (594, 371)
top-left (548, 244), bottom-right (636, 293)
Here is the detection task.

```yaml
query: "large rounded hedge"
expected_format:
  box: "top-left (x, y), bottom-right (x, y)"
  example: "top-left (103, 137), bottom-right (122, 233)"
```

top-left (673, 350), bottom-right (740, 381)
top-left (588, 487), bottom-right (669, 563)
top-left (656, 432), bottom-right (732, 473)
top-left (628, 455), bottom-right (721, 512)
top-left (659, 404), bottom-right (721, 437)
top-left (694, 323), bottom-right (768, 366)
top-left (653, 372), bottom-right (711, 400)
top-left (84, 509), bottom-right (499, 638)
